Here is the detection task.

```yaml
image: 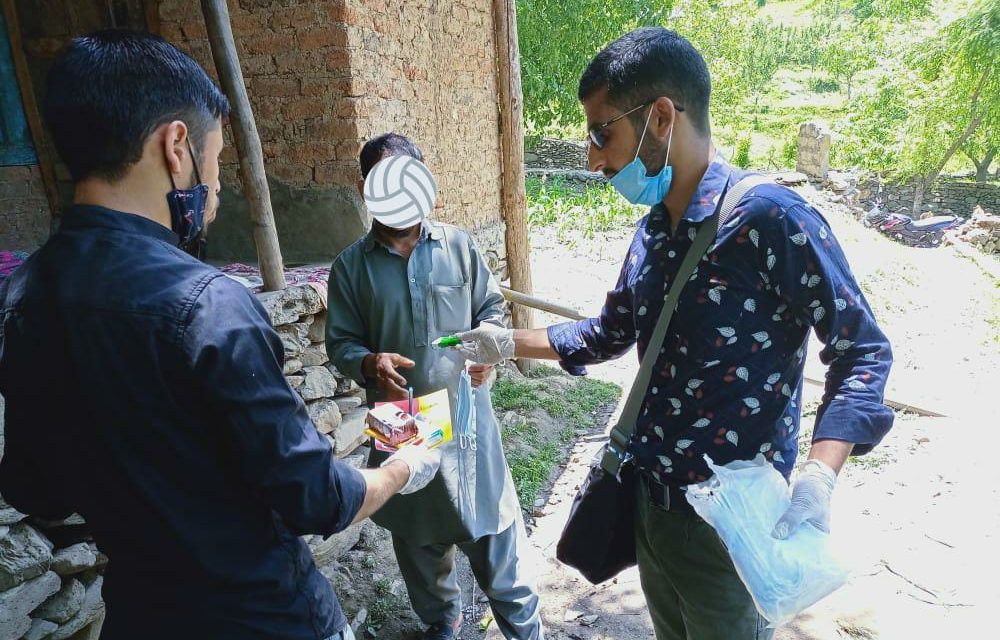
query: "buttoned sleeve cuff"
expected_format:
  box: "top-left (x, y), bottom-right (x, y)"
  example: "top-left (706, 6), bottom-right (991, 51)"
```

top-left (812, 398), bottom-right (895, 456)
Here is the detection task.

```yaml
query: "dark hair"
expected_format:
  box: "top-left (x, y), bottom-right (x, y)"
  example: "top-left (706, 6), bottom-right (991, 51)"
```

top-left (359, 133), bottom-right (424, 179)
top-left (43, 30), bottom-right (229, 182)
top-left (578, 27), bottom-right (711, 135)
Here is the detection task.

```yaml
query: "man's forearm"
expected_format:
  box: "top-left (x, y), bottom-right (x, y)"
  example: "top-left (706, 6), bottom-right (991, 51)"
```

top-left (513, 328), bottom-right (559, 360)
top-left (351, 461), bottom-right (409, 525)
top-left (808, 439), bottom-right (854, 474)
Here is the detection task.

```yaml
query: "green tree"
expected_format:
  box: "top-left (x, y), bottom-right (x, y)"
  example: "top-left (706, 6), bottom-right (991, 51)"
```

top-left (517, 0), bottom-right (674, 135)
top-left (961, 128), bottom-right (998, 183)
top-left (901, 0), bottom-right (999, 211)
top-left (820, 25), bottom-right (877, 99)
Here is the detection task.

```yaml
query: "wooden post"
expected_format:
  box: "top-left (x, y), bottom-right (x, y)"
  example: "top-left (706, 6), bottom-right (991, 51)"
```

top-left (2, 0), bottom-right (62, 224)
top-left (493, 0), bottom-right (533, 371)
top-left (200, 0), bottom-right (285, 291)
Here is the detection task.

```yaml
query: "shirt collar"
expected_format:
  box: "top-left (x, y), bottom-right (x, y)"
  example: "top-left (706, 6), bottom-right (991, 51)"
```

top-left (363, 219), bottom-right (443, 253)
top-left (649, 153), bottom-right (739, 225)
top-left (60, 204), bottom-right (180, 245)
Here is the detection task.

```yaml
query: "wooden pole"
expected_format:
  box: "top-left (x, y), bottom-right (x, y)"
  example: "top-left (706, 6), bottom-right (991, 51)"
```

top-left (2, 0), bottom-right (62, 225)
top-left (500, 286), bottom-right (585, 321)
top-left (200, 0), bottom-right (285, 291)
top-left (493, 0), bottom-right (532, 371)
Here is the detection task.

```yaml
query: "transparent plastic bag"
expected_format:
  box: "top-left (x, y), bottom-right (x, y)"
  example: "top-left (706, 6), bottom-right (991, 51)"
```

top-left (685, 455), bottom-right (850, 627)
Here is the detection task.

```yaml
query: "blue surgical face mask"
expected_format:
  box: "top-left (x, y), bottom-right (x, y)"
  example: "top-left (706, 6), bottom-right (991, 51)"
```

top-left (610, 106), bottom-right (673, 206)
top-left (166, 139), bottom-right (210, 250)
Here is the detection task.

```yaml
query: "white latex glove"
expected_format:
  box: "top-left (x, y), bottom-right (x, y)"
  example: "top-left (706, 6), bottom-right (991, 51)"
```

top-left (772, 459), bottom-right (837, 539)
top-left (382, 442), bottom-right (442, 495)
top-left (456, 323), bottom-right (515, 365)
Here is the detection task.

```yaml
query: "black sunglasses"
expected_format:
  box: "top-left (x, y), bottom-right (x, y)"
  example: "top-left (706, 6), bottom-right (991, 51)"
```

top-left (587, 99), bottom-right (685, 149)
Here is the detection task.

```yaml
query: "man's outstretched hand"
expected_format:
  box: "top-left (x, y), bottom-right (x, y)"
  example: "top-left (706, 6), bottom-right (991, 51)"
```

top-left (362, 352), bottom-right (415, 400)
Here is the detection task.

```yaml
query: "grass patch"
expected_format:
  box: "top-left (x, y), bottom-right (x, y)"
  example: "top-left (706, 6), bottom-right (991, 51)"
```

top-left (366, 576), bottom-right (403, 632)
top-left (491, 377), bottom-right (542, 413)
top-left (492, 368), bottom-right (621, 508)
top-left (526, 176), bottom-right (644, 241)
top-left (506, 441), bottom-right (563, 508)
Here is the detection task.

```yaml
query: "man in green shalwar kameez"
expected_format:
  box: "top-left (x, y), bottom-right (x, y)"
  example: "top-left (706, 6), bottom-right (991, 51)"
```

top-left (326, 134), bottom-right (545, 640)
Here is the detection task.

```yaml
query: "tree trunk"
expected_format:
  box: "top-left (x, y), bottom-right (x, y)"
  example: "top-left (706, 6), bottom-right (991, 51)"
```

top-left (912, 177), bottom-right (925, 215)
top-left (976, 147), bottom-right (997, 183)
top-left (201, 0), bottom-right (285, 292)
top-left (912, 69), bottom-right (990, 214)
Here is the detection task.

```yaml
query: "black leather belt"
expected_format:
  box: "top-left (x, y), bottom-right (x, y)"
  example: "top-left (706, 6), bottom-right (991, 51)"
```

top-left (642, 473), bottom-right (694, 513)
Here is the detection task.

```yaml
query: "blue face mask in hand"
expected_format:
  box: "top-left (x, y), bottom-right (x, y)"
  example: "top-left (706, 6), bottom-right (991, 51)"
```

top-left (610, 106), bottom-right (674, 206)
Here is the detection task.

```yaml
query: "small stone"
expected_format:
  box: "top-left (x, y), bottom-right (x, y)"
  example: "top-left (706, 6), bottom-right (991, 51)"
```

top-left (0, 524), bottom-right (53, 590)
top-left (48, 575), bottom-right (104, 640)
top-left (533, 499), bottom-right (545, 508)
top-left (276, 322), bottom-right (312, 356)
top-left (0, 570), bottom-right (60, 638)
top-left (283, 358), bottom-right (303, 376)
top-left (307, 398), bottom-right (343, 435)
top-left (0, 504), bottom-right (26, 526)
top-left (257, 286), bottom-right (323, 326)
top-left (50, 543), bottom-right (97, 576)
top-left (308, 311), bottom-right (328, 343)
top-left (24, 618), bottom-right (59, 640)
top-left (334, 396), bottom-right (364, 414)
top-left (579, 614), bottom-right (599, 626)
top-left (286, 375), bottom-right (305, 388)
top-left (300, 344), bottom-right (330, 367)
top-left (336, 377), bottom-right (360, 396)
top-left (332, 408), bottom-right (370, 456)
top-left (563, 609), bottom-right (583, 622)
top-left (298, 366), bottom-right (339, 401)
top-left (36, 577), bottom-right (85, 623)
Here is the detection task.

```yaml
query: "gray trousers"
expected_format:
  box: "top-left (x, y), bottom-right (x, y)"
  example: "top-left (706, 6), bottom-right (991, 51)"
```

top-left (391, 517), bottom-right (545, 640)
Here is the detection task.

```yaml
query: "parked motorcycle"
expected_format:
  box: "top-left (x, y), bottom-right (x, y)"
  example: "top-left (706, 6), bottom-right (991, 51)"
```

top-left (862, 205), bottom-right (962, 248)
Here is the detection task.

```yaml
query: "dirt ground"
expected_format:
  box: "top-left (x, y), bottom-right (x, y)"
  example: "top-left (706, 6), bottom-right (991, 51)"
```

top-left (335, 183), bottom-right (999, 639)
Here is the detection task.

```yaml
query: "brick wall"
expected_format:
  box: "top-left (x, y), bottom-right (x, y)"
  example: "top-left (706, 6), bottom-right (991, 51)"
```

top-left (157, 0), bottom-right (506, 262)
top-left (0, 165), bottom-right (50, 250)
top-left (6, 0), bottom-right (507, 264)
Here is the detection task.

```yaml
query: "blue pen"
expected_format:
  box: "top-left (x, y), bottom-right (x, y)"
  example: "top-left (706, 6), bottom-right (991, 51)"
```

top-left (408, 386), bottom-right (414, 418)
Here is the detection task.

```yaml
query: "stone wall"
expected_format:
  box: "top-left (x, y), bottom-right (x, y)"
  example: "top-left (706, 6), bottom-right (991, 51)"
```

top-left (0, 166), bottom-right (51, 251)
top-left (858, 175), bottom-right (1000, 218)
top-left (0, 495), bottom-right (107, 640)
top-left (0, 285), bottom-right (372, 639)
top-left (525, 138), bottom-right (588, 170)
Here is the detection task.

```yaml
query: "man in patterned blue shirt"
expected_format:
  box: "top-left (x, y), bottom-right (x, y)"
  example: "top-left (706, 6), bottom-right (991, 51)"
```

top-left (459, 27), bottom-right (893, 639)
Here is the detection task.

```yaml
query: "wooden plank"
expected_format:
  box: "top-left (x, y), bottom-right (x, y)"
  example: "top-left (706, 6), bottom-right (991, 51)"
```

top-left (200, 0), bottom-right (285, 292)
top-left (2, 0), bottom-right (62, 218)
top-left (802, 374), bottom-right (945, 418)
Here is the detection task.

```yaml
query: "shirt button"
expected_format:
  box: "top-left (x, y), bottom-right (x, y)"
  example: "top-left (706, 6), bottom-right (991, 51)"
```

top-left (410, 278), bottom-right (416, 283)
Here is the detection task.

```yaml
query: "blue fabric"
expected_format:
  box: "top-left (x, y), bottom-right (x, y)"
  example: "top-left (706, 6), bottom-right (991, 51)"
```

top-left (0, 205), bottom-right (365, 640)
top-left (548, 156), bottom-right (894, 483)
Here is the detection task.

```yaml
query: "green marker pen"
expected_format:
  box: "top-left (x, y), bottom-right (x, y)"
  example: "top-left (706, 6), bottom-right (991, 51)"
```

top-left (431, 335), bottom-right (462, 349)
